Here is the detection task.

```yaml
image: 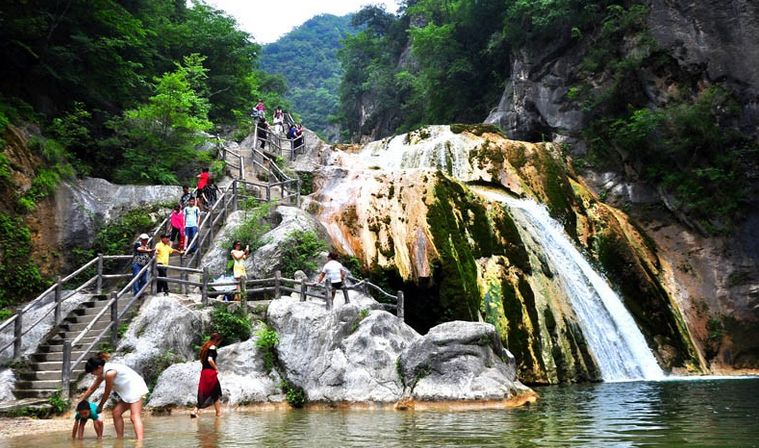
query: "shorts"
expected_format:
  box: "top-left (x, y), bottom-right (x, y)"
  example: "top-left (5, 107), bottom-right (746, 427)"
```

top-left (331, 282), bottom-right (343, 290)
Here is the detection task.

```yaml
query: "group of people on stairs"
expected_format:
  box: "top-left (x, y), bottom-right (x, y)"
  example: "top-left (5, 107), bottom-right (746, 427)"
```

top-left (251, 99), bottom-right (304, 153)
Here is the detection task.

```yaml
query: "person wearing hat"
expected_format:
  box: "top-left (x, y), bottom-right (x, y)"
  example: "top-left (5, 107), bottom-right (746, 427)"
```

top-left (131, 234), bottom-right (154, 295)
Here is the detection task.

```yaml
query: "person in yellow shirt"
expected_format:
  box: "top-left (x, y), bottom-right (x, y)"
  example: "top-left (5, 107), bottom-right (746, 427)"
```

top-left (230, 240), bottom-right (249, 301)
top-left (154, 234), bottom-right (183, 295)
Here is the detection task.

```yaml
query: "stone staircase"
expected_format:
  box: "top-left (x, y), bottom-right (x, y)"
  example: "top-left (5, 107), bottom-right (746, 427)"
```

top-left (13, 295), bottom-right (128, 399)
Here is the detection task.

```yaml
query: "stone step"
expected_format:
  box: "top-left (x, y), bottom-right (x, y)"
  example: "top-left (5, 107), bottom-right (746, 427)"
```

top-left (14, 380), bottom-right (64, 390)
top-left (18, 370), bottom-right (69, 381)
top-left (59, 320), bottom-right (111, 333)
top-left (31, 351), bottom-right (88, 363)
top-left (14, 389), bottom-right (59, 399)
top-left (38, 340), bottom-right (93, 353)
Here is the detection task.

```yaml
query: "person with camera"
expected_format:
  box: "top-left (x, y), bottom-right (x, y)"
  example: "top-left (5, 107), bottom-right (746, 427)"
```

top-left (230, 240), bottom-right (250, 301)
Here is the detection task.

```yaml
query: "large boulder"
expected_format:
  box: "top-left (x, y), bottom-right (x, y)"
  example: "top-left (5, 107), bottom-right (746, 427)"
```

top-left (0, 368), bottom-right (14, 403)
top-left (55, 177), bottom-right (181, 250)
top-left (249, 206), bottom-right (328, 279)
top-left (201, 206), bottom-right (328, 279)
top-left (148, 337), bottom-right (282, 408)
top-left (399, 321), bottom-right (529, 401)
top-left (268, 293), bottom-right (530, 403)
top-left (268, 294), bottom-right (415, 402)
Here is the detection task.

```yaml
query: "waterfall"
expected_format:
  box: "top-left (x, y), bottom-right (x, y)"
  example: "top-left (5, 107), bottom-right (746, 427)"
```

top-left (476, 188), bottom-right (664, 382)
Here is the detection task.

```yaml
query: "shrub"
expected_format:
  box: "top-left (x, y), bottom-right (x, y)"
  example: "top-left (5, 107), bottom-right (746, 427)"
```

top-left (255, 324), bottom-right (279, 373)
top-left (0, 153), bottom-right (11, 184)
top-left (226, 202), bottom-right (272, 252)
top-left (209, 305), bottom-right (251, 345)
top-left (0, 212), bottom-right (50, 308)
top-left (279, 380), bottom-right (306, 408)
top-left (278, 230), bottom-right (329, 277)
top-left (48, 390), bottom-right (70, 415)
top-left (142, 350), bottom-right (183, 390)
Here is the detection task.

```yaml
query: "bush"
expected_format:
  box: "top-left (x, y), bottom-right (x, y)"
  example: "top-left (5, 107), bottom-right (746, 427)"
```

top-left (226, 202), bottom-right (272, 252)
top-left (0, 212), bottom-right (50, 308)
top-left (281, 380), bottom-right (306, 408)
top-left (255, 324), bottom-right (279, 373)
top-left (209, 305), bottom-right (251, 345)
top-left (142, 350), bottom-right (183, 390)
top-left (48, 390), bottom-right (70, 415)
top-left (278, 230), bottom-right (329, 277)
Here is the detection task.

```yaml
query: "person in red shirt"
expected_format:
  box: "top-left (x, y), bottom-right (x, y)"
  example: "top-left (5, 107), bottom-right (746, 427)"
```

top-left (196, 167), bottom-right (210, 209)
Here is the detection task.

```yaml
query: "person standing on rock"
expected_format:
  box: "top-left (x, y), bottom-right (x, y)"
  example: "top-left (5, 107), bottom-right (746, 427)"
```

top-left (169, 205), bottom-right (185, 250)
top-left (131, 234), bottom-right (153, 295)
top-left (81, 352), bottom-right (149, 441)
top-left (317, 252), bottom-right (347, 299)
top-left (184, 197), bottom-right (201, 254)
top-left (190, 333), bottom-right (223, 418)
top-left (155, 233), bottom-right (183, 295)
top-left (230, 241), bottom-right (249, 302)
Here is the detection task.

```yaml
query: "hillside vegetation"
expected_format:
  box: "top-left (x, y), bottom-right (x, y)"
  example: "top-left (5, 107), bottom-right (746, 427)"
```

top-left (261, 14), bottom-right (355, 141)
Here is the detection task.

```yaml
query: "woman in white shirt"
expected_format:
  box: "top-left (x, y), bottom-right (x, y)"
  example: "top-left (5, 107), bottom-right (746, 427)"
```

top-left (81, 353), bottom-right (149, 440)
top-left (317, 252), bottom-right (346, 299)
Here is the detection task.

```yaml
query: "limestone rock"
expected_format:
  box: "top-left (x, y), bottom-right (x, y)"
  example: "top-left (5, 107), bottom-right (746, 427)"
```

top-left (55, 177), bottom-right (180, 250)
top-left (267, 294), bottom-right (412, 402)
top-left (249, 206), bottom-right (328, 279)
top-left (0, 369), bottom-right (15, 403)
top-left (148, 338), bottom-right (282, 408)
top-left (399, 321), bottom-right (527, 401)
top-left (200, 210), bottom-right (247, 277)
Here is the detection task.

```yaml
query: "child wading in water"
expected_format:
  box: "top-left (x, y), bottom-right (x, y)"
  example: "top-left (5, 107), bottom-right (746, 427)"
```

top-left (80, 352), bottom-right (149, 440)
top-left (71, 400), bottom-right (104, 440)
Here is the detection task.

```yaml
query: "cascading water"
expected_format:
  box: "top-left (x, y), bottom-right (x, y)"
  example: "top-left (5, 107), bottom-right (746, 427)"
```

top-left (476, 188), bottom-right (664, 382)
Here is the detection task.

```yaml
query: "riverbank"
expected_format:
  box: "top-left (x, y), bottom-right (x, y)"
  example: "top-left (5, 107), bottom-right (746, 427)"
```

top-left (0, 392), bottom-right (539, 440)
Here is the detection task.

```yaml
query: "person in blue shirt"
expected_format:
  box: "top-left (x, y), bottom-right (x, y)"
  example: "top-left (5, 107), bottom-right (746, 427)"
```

top-left (71, 400), bottom-right (104, 439)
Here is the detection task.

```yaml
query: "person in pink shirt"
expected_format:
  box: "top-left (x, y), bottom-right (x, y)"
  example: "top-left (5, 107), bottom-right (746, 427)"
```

top-left (169, 205), bottom-right (185, 250)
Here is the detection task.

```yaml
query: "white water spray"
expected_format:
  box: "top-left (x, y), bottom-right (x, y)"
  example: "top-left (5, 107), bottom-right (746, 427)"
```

top-left (476, 189), bottom-right (664, 381)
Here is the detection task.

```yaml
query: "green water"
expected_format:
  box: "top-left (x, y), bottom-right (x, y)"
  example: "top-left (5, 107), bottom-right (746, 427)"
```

top-left (3, 379), bottom-right (758, 447)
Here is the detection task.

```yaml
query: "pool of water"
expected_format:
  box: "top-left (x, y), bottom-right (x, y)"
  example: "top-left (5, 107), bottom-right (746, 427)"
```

top-left (3, 378), bottom-right (758, 447)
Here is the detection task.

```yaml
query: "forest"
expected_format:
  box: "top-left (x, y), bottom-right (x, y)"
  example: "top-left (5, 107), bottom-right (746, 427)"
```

top-left (337, 0), bottom-right (758, 234)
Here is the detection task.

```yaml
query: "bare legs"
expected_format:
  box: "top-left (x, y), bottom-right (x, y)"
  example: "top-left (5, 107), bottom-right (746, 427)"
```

top-left (112, 399), bottom-right (144, 440)
top-left (191, 399), bottom-right (222, 418)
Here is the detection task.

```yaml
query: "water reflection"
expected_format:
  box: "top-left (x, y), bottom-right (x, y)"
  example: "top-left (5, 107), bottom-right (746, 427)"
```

top-left (2, 379), bottom-right (757, 448)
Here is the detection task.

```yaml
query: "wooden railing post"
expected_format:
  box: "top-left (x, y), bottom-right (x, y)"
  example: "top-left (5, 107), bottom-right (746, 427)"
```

top-left (274, 270), bottom-right (281, 299)
top-left (397, 291), bottom-right (405, 322)
top-left (266, 185), bottom-right (271, 202)
top-left (13, 309), bottom-right (23, 360)
top-left (180, 254), bottom-right (187, 295)
top-left (238, 157), bottom-right (243, 179)
top-left (324, 282), bottom-right (332, 310)
top-left (150, 258), bottom-right (157, 295)
top-left (110, 292), bottom-right (119, 348)
top-left (61, 341), bottom-right (72, 400)
top-left (96, 253), bottom-right (104, 294)
top-left (300, 281), bottom-right (307, 302)
top-left (201, 267), bottom-right (209, 306)
top-left (296, 179), bottom-right (301, 206)
top-left (240, 277), bottom-right (248, 314)
top-left (53, 276), bottom-right (63, 325)
top-left (232, 180), bottom-right (238, 211)
top-left (342, 286), bottom-right (350, 305)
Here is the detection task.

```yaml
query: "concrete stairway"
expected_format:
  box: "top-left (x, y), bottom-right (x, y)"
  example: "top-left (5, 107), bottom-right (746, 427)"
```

top-left (13, 295), bottom-right (127, 399)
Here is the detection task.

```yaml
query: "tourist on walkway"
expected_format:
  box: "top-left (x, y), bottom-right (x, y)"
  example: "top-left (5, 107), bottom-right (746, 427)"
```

top-left (317, 252), bottom-right (347, 299)
top-left (294, 124), bottom-right (304, 151)
top-left (190, 333), bottom-right (223, 418)
top-left (272, 106), bottom-right (284, 134)
top-left (196, 168), bottom-right (210, 209)
top-left (131, 234), bottom-right (153, 295)
top-left (230, 241), bottom-right (249, 301)
top-left (81, 353), bottom-right (149, 441)
top-left (71, 400), bottom-right (103, 440)
top-left (155, 233), bottom-right (183, 295)
top-left (184, 197), bottom-right (201, 253)
top-left (201, 179), bottom-right (220, 211)
top-left (169, 205), bottom-right (185, 250)
top-left (180, 185), bottom-right (193, 209)
top-left (257, 118), bottom-right (269, 150)
top-left (254, 98), bottom-right (266, 119)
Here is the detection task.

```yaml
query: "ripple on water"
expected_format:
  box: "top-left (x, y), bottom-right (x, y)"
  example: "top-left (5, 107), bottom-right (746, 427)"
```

top-left (1, 379), bottom-right (757, 448)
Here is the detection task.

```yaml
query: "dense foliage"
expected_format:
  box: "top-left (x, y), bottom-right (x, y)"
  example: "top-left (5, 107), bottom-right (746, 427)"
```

top-left (0, 0), bottom-right (286, 182)
top-left (261, 14), bottom-right (356, 141)
top-left (338, 0), bottom-right (758, 230)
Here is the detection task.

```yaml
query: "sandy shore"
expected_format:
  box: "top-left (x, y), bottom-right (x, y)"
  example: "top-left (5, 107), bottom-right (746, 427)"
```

top-left (0, 415), bottom-right (74, 440)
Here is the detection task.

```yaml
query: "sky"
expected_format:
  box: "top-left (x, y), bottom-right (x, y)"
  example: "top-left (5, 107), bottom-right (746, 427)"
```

top-left (203, 0), bottom-right (400, 44)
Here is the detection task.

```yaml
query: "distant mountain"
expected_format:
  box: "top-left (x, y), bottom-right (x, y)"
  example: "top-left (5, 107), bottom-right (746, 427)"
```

top-left (261, 14), bottom-right (355, 141)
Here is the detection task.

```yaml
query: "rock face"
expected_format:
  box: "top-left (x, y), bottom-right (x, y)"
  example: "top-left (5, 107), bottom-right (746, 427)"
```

top-left (55, 177), bottom-right (180, 250)
top-left (267, 293), bottom-right (529, 403)
top-left (308, 125), bottom-right (703, 382)
top-left (148, 337), bottom-right (282, 408)
top-left (0, 368), bottom-right (14, 403)
top-left (400, 321), bottom-right (528, 401)
top-left (201, 206), bottom-right (328, 278)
